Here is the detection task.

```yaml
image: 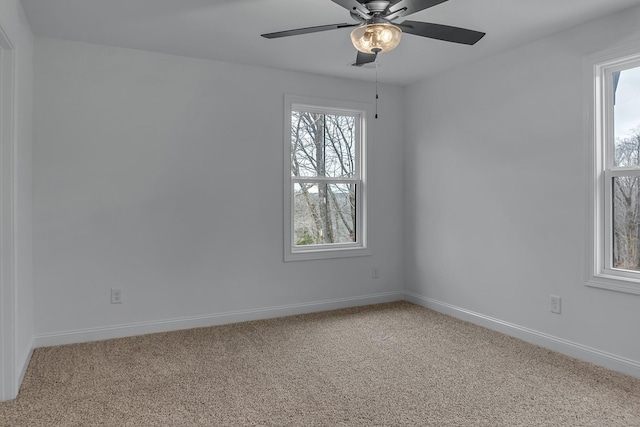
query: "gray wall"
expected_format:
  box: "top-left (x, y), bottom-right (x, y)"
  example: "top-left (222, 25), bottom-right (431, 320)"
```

top-left (404, 5), bottom-right (640, 375)
top-left (32, 38), bottom-right (405, 343)
top-left (0, 0), bottom-right (34, 400)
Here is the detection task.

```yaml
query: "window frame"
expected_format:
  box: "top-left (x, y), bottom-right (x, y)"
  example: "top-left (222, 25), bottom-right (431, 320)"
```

top-left (283, 95), bottom-right (371, 261)
top-left (586, 43), bottom-right (640, 295)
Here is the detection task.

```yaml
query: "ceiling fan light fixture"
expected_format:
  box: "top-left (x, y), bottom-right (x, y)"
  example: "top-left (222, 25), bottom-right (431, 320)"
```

top-left (350, 23), bottom-right (402, 54)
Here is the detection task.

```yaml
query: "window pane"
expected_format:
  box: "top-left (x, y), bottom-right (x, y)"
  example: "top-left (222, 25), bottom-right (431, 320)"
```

top-left (291, 111), bottom-right (356, 178)
top-left (612, 176), bottom-right (640, 271)
top-left (613, 66), bottom-right (640, 167)
top-left (293, 183), bottom-right (356, 246)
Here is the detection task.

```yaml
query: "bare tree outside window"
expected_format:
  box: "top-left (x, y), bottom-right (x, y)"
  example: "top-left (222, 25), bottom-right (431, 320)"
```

top-left (290, 111), bottom-right (358, 246)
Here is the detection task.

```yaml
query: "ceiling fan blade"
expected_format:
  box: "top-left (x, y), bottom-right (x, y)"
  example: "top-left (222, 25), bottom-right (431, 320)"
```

top-left (261, 23), bottom-right (359, 39)
top-left (398, 20), bottom-right (485, 45)
top-left (330, 0), bottom-right (371, 16)
top-left (386, 0), bottom-right (449, 19)
top-left (352, 51), bottom-right (377, 67)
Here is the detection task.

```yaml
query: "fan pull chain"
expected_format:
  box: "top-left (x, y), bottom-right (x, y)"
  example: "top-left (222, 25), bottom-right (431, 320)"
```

top-left (375, 62), bottom-right (379, 119)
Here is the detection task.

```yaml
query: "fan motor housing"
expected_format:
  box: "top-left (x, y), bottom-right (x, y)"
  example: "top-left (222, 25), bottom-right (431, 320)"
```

top-left (364, 1), bottom-right (391, 13)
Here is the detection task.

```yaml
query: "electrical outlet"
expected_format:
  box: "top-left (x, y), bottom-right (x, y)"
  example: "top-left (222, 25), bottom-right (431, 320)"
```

top-left (372, 268), bottom-right (380, 278)
top-left (111, 288), bottom-right (122, 304)
top-left (550, 295), bottom-right (561, 314)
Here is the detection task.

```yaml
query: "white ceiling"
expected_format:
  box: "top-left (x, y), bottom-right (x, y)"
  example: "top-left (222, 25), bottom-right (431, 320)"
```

top-left (20, 0), bottom-right (640, 85)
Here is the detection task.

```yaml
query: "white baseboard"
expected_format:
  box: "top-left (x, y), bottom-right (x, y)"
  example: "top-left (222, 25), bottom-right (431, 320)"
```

top-left (32, 290), bottom-right (639, 379)
top-left (34, 291), bottom-right (405, 348)
top-left (405, 291), bottom-right (640, 379)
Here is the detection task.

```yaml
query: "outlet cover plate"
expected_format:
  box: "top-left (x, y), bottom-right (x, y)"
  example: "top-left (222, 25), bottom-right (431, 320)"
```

top-left (111, 288), bottom-right (122, 304)
top-left (550, 295), bottom-right (561, 314)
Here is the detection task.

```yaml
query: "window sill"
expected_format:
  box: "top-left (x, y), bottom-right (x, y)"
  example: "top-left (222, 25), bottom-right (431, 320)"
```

top-left (585, 274), bottom-right (640, 296)
top-left (285, 246), bottom-right (371, 262)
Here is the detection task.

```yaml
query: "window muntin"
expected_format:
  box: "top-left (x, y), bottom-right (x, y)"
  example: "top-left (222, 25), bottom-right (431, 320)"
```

top-left (589, 49), bottom-right (640, 294)
top-left (284, 96), bottom-right (370, 261)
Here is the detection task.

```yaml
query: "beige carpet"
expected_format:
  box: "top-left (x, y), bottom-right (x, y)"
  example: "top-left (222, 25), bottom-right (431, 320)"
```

top-left (1, 301), bottom-right (639, 426)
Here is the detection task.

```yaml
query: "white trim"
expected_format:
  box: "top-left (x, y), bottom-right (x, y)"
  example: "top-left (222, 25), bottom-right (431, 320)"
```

top-left (405, 292), bottom-right (640, 379)
top-left (585, 275), bottom-right (640, 295)
top-left (34, 291), bottom-right (404, 348)
top-left (284, 94), bottom-right (372, 262)
top-left (29, 290), bottom-right (640, 379)
top-left (0, 25), bottom-right (16, 402)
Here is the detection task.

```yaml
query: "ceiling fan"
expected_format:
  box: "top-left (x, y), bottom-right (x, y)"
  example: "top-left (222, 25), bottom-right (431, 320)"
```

top-left (261, 0), bottom-right (486, 66)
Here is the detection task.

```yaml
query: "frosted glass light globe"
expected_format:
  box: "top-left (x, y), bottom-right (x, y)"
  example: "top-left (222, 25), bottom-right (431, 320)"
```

top-left (351, 23), bottom-right (402, 54)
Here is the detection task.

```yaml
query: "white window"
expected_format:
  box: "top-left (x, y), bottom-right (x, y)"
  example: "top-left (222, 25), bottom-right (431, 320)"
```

top-left (587, 45), bottom-right (640, 295)
top-left (284, 95), bottom-right (371, 261)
